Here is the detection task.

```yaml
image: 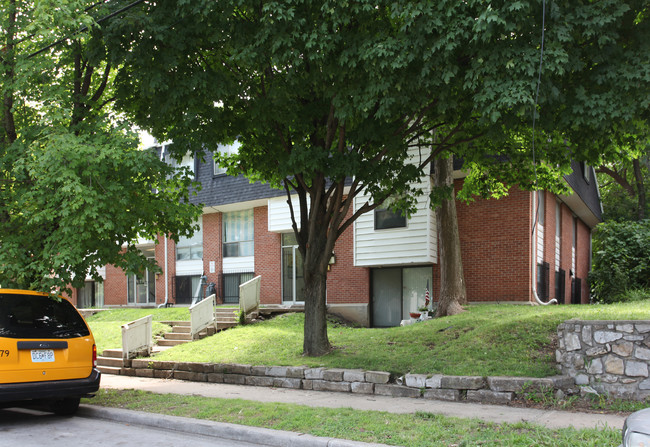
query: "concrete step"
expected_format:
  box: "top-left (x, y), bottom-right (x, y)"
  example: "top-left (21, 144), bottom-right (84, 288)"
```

top-left (98, 365), bottom-right (122, 376)
top-left (161, 320), bottom-right (191, 327)
top-left (215, 319), bottom-right (237, 324)
top-left (97, 356), bottom-right (125, 368)
top-left (101, 349), bottom-right (123, 359)
top-left (172, 326), bottom-right (191, 333)
top-left (157, 339), bottom-right (189, 347)
top-left (164, 332), bottom-right (192, 341)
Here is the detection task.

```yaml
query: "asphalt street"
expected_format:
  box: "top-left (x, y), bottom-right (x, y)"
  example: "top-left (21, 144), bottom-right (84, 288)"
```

top-left (0, 406), bottom-right (256, 447)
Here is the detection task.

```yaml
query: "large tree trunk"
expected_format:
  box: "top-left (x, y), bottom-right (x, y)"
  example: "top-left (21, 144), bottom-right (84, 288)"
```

top-left (299, 198), bottom-right (334, 356)
top-left (302, 259), bottom-right (331, 356)
top-left (434, 156), bottom-right (466, 317)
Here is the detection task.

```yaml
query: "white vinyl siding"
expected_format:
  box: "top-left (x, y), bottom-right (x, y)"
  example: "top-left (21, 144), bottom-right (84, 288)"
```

top-left (176, 259), bottom-right (203, 276)
top-left (353, 147), bottom-right (436, 267)
top-left (268, 196), bottom-right (308, 232)
top-left (85, 266), bottom-right (106, 281)
top-left (223, 256), bottom-right (255, 273)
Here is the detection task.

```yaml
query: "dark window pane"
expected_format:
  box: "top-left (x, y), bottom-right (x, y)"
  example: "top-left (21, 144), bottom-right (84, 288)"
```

top-left (223, 243), bottom-right (239, 257)
top-left (375, 208), bottom-right (406, 230)
top-left (0, 294), bottom-right (89, 339)
top-left (223, 272), bottom-right (255, 304)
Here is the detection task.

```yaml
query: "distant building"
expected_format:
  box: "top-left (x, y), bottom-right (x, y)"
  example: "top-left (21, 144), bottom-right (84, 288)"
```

top-left (71, 144), bottom-right (601, 327)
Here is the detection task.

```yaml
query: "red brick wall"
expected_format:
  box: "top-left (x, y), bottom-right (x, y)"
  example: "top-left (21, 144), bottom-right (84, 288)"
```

top-left (64, 289), bottom-right (77, 306)
top-left (83, 187), bottom-right (595, 309)
top-left (202, 212), bottom-right (223, 302)
top-left (251, 204), bottom-right (369, 305)
top-left (327, 211), bottom-right (370, 305)
top-left (254, 206), bottom-right (282, 304)
top-left (436, 182), bottom-right (532, 302)
top-left (104, 264), bottom-right (127, 306)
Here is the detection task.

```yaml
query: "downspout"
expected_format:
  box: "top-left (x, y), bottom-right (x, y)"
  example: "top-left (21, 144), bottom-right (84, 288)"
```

top-left (532, 191), bottom-right (557, 306)
top-left (157, 144), bottom-right (170, 308)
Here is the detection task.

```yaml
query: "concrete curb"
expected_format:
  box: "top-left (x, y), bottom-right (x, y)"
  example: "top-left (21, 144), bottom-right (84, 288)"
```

top-left (77, 405), bottom-right (391, 447)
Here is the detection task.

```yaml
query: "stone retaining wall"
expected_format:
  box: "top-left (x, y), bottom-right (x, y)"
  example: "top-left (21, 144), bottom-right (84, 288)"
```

top-left (557, 320), bottom-right (650, 400)
top-left (124, 359), bottom-right (574, 405)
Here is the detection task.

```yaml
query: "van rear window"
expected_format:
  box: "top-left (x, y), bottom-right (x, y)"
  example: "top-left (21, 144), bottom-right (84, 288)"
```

top-left (0, 294), bottom-right (90, 339)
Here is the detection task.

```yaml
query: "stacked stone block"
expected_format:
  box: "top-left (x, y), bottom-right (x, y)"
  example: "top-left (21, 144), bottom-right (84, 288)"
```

top-left (125, 360), bottom-right (573, 404)
top-left (557, 320), bottom-right (650, 399)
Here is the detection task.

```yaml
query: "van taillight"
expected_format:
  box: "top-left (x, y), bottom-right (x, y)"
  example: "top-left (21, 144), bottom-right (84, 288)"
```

top-left (92, 344), bottom-right (97, 367)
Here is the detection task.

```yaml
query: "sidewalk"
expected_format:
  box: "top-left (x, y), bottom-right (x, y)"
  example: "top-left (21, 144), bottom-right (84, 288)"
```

top-left (99, 374), bottom-right (625, 431)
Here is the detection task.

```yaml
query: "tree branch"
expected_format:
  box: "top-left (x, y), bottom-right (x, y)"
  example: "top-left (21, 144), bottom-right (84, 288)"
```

top-left (90, 62), bottom-right (111, 104)
top-left (596, 165), bottom-right (635, 197)
top-left (81, 60), bottom-right (94, 97)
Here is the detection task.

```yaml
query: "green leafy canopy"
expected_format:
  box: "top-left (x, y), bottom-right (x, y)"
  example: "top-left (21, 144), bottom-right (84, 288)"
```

top-left (105, 0), bottom-right (648, 354)
top-left (110, 0), bottom-right (648, 212)
top-left (0, 0), bottom-right (201, 293)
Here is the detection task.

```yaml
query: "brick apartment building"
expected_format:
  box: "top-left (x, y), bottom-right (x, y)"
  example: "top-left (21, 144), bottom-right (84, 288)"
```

top-left (70, 145), bottom-right (602, 327)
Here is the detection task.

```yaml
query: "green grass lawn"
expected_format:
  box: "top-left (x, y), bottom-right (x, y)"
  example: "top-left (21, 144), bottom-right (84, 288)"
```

top-left (88, 301), bottom-right (650, 377)
top-left (88, 307), bottom-right (190, 354)
top-left (84, 389), bottom-right (619, 447)
top-left (88, 307), bottom-right (191, 322)
top-left (85, 303), bottom-right (645, 444)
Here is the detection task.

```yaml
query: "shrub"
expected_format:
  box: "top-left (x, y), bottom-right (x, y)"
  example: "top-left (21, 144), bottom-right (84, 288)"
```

top-left (590, 220), bottom-right (650, 303)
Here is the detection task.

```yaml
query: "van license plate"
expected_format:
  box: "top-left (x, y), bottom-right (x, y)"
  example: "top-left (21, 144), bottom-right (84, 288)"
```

top-left (31, 350), bottom-right (55, 363)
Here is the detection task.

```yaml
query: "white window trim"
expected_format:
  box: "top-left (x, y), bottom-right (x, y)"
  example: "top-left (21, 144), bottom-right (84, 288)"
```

top-left (214, 141), bottom-right (241, 176)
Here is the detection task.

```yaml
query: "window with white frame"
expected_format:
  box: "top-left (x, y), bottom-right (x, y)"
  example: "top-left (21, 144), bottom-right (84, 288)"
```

top-left (176, 220), bottom-right (203, 260)
top-left (214, 141), bottom-right (241, 176)
top-left (223, 210), bottom-right (254, 257)
top-left (164, 147), bottom-right (195, 176)
top-left (374, 206), bottom-right (407, 230)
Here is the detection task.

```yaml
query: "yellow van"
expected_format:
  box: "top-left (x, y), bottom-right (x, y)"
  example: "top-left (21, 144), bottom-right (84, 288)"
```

top-left (0, 289), bottom-right (100, 415)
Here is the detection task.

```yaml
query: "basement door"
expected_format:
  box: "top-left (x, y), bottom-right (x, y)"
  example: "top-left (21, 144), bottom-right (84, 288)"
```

top-left (371, 266), bottom-right (433, 327)
top-left (282, 233), bottom-right (305, 303)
